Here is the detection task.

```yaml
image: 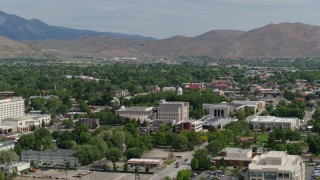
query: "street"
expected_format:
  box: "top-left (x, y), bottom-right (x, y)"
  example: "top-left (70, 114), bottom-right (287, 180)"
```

top-left (149, 143), bottom-right (208, 180)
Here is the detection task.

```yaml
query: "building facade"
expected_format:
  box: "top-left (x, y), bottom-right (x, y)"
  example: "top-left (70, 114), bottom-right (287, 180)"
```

top-left (157, 100), bottom-right (189, 122)
top-left (213, 148), bottom-right (254, 167)
top-left (21, 149), bottom-right (80, 167)
top-left (250, 116), bottom-right (300, 130)
top-left (203, 103), bottom-right (244, 118)
top-left (175, 120), bottom-right (203, 132)
top-left (115, 106), bottom-right (155, 122)
top-left (0, 97), bottom-right (25, 122)
top-left (248, 151), bottom-right (305, 180)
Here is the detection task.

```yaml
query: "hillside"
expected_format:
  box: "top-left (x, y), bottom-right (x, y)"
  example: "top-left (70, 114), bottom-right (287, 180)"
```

top-left (0, 35), bottom-right (39, 57)
top-left (30, 23), bottom-right (320, 58)
top-left (0, 11), bottom-right (154, 41)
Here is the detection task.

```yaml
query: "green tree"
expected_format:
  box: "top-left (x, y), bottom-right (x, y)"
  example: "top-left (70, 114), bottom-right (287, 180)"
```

top-left (235, 109), bottom-right (245, 121)
top-left (176, 169), bottom-right (192, 180)
top-left (145, 166), bottom-right (150, 173)
top-left (18, 134), bottom-right (35, 150)
top-left (0, 170), bottom-right (4, 180)
top-left (106, 148), bottom-right (122, 165)
top-left (126, 147), bottom-right (143, 160)
top-left (123, 163), bottom-right (128, 172)
top-left (62, 119), bottom-right (74, 129)
top-left (191, 158), bottom-right (199, 171)
top-left (193, 149), bottom-right (210, 170)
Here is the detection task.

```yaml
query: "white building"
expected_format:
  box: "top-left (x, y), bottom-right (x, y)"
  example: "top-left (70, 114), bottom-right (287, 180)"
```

top-left (115, 106), bottom-right (155, 122)
top-left (21, 149), bottom-right (80, 167)
top-left (250, 116), bottom-right (300, 130)
top-left (157, 100), bottom-right (189, 122)
top-left (0, 97), bottom-right (25, 122)
top-left (203, 103), bottom-right (244, 118)
top-left (249, 151), bottom-right (305, 180)
top-left (232, 100), bottom-right (266, 113)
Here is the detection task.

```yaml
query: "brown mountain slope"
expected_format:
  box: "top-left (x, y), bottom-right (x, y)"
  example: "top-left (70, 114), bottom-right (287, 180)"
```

top-left (0, 36), bottom-right (39, 57)
top-left (30, 23), bottom-right (320, 58)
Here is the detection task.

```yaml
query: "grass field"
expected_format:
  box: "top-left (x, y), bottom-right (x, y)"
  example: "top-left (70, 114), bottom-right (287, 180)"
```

top-left (256, 133), bottom-right (269, 147)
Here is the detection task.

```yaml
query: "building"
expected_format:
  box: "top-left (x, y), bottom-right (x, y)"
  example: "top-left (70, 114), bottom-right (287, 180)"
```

top-left (250, 116), bottom-right (300, 130)
top-left (232, 101), bottom-right (266, 113)
top-left (21, 149), bottom-right (80, 167)
top-left (201, 116), bottom-right (238, 129)
top-left (203, 103), bottom-right (245, 118)
top-left (0, 97), bottom-right (25, 122)
top-left (9, 162), bottom-right (30, 175)
top-left (183, 83), bottom-right (205, 90)
top-left (0, 141), bottom-right (15, 151)
top-left (213, 148), bottom-right (254, 167)
top-left (248, 151), bottom-right (305, 180)
top-left (175, 120), bottom-right (203, 132)
top-left (127, 158), bottom-right (164, 168)
top-left (29, 95), bottom-right (58, 100)
top-left (0, 91), bottom-right (15, 98)
top-left (78, 118), bottom-right (99, 129)
top-left (157, 100), bottom-right (189, 122)
top-left (212, 89), bottom-right (225, 96)
top-left (115, 106), bottom-right (155, 122)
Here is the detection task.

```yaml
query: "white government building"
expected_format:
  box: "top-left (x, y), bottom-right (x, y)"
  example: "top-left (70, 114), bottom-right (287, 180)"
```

top-left (250, 116), bottom-right (300, 130)
top-left (249, 151), bottom-right (305, 180)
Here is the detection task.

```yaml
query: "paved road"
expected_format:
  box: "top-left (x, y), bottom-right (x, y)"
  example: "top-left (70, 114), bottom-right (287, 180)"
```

top-left (149, 143), bottom-right (208, 180)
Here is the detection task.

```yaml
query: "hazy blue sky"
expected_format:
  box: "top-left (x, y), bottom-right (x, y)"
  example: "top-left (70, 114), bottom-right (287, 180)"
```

top-left (1, 0), bottom-right (319, 38)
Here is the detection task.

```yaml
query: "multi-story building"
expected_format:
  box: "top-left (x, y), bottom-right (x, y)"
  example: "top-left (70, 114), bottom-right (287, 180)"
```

top-left (250, 116), bottom-right (300, 130)
top-left (0, 97), bottom-right (25, 122)
top-left (248, 151), bottom-right (305, 180)
top-left (21, 149), bottom-right (80, 167)
top-left (175, 120), bottom-right (203, 132)
top-left (157, 100), bottom-right (189, 122)
top-left (203, 103), bottom-right (244, 118)
top-left (115, 106), bottom-right (155, 122)
top-left (0, 141), bottom-right (15, 151)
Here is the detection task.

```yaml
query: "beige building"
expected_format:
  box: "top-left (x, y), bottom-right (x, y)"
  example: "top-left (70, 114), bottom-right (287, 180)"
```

top-left (203, 103), bottom-right (245, 117)
top-left (250, 116), bottom-right (300, 130)
top-left (157, 100), bottom-right (189, 122)
top-left (249, 151), bottom-right (305, 180)
top-left (115, 106), bottom-right (155, 122)
top-left (232, 100), bottom-right (266, 113)
top-left (0, 114), bottom-right (51, 134)
top-left (0, 97), bottom-right (25, 122)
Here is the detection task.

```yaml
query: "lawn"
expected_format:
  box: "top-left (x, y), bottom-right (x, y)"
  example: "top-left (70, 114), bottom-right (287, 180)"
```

top-left (165, 160), bottom-right (176, 165)
top-left (256, 133), bottom-right (269, 147)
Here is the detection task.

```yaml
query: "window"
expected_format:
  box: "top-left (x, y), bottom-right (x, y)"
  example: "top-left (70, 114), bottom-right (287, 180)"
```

top-left (284, 173), bottom-right (290, 178)
top-left (264, 172), bottom-right (277, 180)
top-left (278, 173), bottom-right (283, 178)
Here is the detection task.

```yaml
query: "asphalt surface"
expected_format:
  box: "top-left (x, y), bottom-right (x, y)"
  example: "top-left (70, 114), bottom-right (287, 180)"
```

top-left (149, 143), bottom-right (208, 180)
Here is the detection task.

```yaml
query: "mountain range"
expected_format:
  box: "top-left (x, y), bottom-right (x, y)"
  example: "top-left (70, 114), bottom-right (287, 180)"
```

top-left (1, 10), bottom-right (320, 58)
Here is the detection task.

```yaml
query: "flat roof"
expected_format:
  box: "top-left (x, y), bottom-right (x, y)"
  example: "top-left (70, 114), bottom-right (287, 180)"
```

top-left (117, 106), bottom-right (153, 112)
top-left (127, 158), bottom-right (164, 164)
top-left (203, 103), bottom-right (243, 109)
top-left (232, 101), bottom-right (262, 106)
top-left (250, 116), bottom-right (298, 123)
top-left (0, 97), bottom-right (24, 104)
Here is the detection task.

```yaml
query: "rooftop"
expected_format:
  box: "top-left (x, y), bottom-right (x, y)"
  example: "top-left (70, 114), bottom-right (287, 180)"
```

top-left (232, 100), bottom-right (262, 106)
top-left (203, 103), bottom-right (244, 109)
top-left (250, 116), bottom-right (299, 123)
top-left (116, 106), bottom-right (153, 112)
top-left (22, 149), bottom-right (77, 157)
top-left (0, 97), bottom-right (24, 104)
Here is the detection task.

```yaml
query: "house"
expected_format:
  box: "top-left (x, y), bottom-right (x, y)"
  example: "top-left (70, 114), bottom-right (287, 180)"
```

top-left (78, 118), bottom-right (99, 129)
top-left (0, 141), bottom-right (15, 151)
top-left (21, 149), bottom-right (80, 167)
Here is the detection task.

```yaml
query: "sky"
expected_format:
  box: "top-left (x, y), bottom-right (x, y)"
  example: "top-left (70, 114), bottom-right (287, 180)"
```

top-left (1, 0), bottom-right (320, 39)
